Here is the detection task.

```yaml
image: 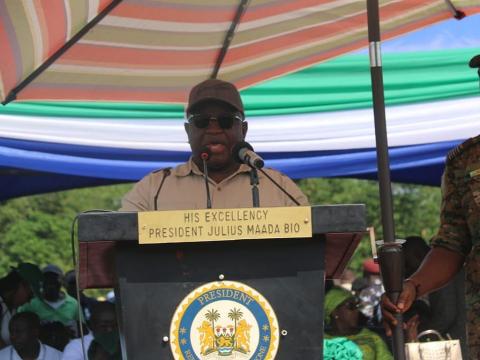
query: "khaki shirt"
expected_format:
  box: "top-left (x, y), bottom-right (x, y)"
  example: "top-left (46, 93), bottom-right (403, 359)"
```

top-left (430, 135), bottom-right (480, 357)
top-left (121, 158), bottom-right (309, 211)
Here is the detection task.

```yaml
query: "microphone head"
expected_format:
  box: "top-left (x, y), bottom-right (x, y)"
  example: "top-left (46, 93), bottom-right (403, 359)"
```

top-left (232, 141), bottom-right (254, 163)
top-left (253, 158), bottom-right (265, 169)
top-left (199, 147), bottom-right (212, 161)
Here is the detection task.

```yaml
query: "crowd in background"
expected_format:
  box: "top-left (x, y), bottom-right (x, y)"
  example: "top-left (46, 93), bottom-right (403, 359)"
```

top-left (324, 235), bottom-right (467, 360)
top-left (0, 263), bottom-right (120, 360)
top-left (0, 236), bottom-right (467, 360)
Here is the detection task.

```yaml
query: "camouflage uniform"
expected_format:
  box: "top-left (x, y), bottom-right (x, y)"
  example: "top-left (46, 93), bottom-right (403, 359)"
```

top-left (431, 135), bottom-right (480, 359)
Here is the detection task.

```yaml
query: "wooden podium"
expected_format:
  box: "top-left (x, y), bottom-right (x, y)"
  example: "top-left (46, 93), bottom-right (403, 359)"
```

top-left (77, 205), bottom-right (365, 360)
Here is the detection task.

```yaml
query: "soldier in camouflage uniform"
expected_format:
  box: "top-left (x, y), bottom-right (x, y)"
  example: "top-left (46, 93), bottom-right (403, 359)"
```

top-left (381, 54), bottom-right (480, 359)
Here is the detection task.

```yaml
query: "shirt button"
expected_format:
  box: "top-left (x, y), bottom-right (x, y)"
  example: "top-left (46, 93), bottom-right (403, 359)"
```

top-left (217, 187), bottom-right (221, 191)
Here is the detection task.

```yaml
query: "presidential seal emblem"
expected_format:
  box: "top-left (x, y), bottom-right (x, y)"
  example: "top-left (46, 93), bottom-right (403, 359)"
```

top-left (170, 281), bottom-right (279, 359)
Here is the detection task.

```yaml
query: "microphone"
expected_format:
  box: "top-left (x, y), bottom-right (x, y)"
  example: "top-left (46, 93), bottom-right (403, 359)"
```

top-left (200, 148), bottom-right (211, 162)
top-left (232, 141), bottom-right (301, 206)
top-left (232, 141), bottom-right (265, 169)
top-left (200, 147), bottom-right (212, 209)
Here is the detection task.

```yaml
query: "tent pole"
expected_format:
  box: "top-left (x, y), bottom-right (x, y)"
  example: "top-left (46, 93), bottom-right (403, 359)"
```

top-left (2, 0), bottom-right (122, 105)
top-left (366, 1), bottom-right (405, 359)
top-left (211, 0), bottom-right (249, 79)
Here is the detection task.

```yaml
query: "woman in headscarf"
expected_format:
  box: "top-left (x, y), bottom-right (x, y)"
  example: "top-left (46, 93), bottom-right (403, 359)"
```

top-left (324, 286), bottom-right (393, 360)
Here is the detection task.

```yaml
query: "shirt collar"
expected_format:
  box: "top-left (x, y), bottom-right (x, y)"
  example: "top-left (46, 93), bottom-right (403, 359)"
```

top-left (10, 342), bottom-right (44, 360)
top-left (37, 342), bottom-right (45, 359)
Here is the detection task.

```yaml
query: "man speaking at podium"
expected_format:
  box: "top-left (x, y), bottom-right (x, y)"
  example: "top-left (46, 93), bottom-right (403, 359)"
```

top-left (121, 79), bottom-right (308, 211)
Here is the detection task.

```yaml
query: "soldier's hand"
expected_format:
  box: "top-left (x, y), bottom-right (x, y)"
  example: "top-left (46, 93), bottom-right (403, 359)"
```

top-left (380, 280), bottom-right (417, 336)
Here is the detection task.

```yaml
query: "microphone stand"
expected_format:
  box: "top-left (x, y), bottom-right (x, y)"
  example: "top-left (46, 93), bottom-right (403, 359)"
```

top-left (232, 141), bottom-right (300, 206)
top-left (201, 154), bottom-right (212, 209)
top-left (250, 169), bottom-right (260, 207)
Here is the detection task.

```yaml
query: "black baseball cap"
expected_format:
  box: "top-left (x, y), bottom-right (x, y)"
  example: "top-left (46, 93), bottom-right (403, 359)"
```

top-left (186, 79), bottom-right (244, 115)
top-left (469, 54), bottom-right (480, 68)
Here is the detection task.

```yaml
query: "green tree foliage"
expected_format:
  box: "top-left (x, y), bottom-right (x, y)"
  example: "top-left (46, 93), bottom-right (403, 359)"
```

top-left (0, 184), bottom-right (131, 276)
top-left (0, 179), bottom-right (441, 279)
top-left (298, 178), bottom-right (441, 274)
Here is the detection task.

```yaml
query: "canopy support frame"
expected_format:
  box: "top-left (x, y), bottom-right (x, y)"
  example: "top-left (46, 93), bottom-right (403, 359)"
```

top-left (211, 0), bottom-right (250, 79)
top-left (1, 0), bottom-right (123, 105)
top-left (366, 0), bottom-right (406, 359)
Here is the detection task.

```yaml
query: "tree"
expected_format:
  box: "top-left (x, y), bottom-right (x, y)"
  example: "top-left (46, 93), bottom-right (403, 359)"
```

top-left (228, 307), bottom-right (243, 347)
top-left (298, 178), bottom-right (441, 274)
top-left (0, 184), bottom-right (131, 275)
top-left (0, 179), bottom-right (441, 279)
top-left (205, 309), bottom-right (221, 348)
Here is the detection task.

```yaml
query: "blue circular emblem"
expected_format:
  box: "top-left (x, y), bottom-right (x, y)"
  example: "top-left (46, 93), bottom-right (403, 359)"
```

top-left (170, 281), bottom-right (279, 359)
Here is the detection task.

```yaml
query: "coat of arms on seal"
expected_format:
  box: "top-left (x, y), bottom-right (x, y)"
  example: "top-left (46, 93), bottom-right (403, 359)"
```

top-left (170, 281), bottom-right (279, 359)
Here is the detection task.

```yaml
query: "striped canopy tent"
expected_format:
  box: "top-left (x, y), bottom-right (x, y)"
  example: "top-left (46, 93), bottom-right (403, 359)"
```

top-left (1, 0), bottom-right (478, 103)
top-left (0, 1), bottom-right (479, 200)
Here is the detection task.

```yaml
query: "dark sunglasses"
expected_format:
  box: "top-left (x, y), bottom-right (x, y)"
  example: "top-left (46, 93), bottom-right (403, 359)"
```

top-left (187, 113), bottom-right (243, 129)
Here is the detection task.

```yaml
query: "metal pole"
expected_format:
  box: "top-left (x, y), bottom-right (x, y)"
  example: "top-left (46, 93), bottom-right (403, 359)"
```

top-left (2, 0), bottom-right (123, 105)
top-left (211, 0), bottom-right (249, 79)
top-left (366, 1), bottom-right (405, 359)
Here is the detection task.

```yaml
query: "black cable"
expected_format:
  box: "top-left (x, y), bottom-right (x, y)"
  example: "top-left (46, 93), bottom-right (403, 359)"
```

top-left (70, 209), bottom-right (113, 267)
top-left (153, 168), bottom-right (171, 210)
top-left (258, 169), bottom-right (300, 206)
top-left (70, 209), bottom-right (113, 360)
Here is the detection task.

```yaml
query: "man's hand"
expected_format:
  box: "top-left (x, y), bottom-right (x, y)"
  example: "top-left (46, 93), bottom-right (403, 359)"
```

top-left (381, 280), bottom-right (417, 336)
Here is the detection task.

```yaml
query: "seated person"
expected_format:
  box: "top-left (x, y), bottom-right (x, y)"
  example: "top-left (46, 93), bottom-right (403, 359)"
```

top-left (39, 321), bottom-right (71, 352)
top-left (18, 265), bottom-right (79, 332)
top-left (0, 263), bottom-right (42, 349)
top-left (356, 259), bottom-right (384, 328)
top-left (0, 312), bottom-right (62, 360)
top-left (63, 270), bottom-right (98, 321)
top-left (324, 286), bottom-right (392, 360)
top-left (62, 302), bottom-right (119, 360)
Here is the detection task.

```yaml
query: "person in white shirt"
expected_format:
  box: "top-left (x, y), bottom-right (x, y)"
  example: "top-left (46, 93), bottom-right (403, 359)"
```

top-left (60, 333), bottom-right (93, 360)
top-left (62, 302), bottom-right (117, 360)
top-left (0, 264), bottom-right (42, 349)
top-left (0, 312), bottom-right (62, 360)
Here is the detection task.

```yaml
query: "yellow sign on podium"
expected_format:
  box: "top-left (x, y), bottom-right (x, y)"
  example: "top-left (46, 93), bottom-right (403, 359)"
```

top-left (138, 206), bottom-right (312, 244)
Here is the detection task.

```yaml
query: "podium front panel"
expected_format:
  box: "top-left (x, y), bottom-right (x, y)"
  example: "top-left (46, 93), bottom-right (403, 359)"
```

top-left (114, 237), bottom-right (325, 359)
top-left (77, 205), bottom-right (366, 359)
